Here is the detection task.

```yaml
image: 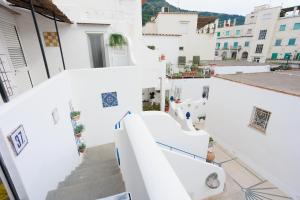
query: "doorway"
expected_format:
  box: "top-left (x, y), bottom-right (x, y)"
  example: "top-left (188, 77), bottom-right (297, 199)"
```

top-left (87, 33), bottom-right (106, 68)
top-left (231, 52), bottom-right (237, 59)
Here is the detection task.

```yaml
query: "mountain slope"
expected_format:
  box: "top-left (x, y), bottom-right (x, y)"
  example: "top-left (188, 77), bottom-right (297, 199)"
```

top-left (142, 0), bottom-right (245, 26)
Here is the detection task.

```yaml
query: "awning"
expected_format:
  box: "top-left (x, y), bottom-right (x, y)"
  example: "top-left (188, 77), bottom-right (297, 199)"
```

top-left (7, 0), bottom-right (71, 23)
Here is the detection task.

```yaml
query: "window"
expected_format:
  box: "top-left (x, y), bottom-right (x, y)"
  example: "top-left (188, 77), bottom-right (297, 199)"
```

top-left (215, 51), bottom-right (219, 56)
top-left (147, 45), bottom-right (155, 50)
top-left (193, 56), bottom-right (200, 65)
top-left (271, 53), bottom-right (278, 60)
top-left (249, 107), bottom-right (271, 133)
top-left (87, 33), bottom-right (106, 68)
top-left (296, 53), bottom-right (300, 61)
top-left (284, 53), bottom-right (291, 60)
top-left (179, 46), bottom-right (184, 51)
top-left (293, 23), bottom-right (300, 30)
top-left (258, 30), bottom-right (267, 40)
top-left (224, 42), bottom-right (228, 49)
top-left (225, 31), bottom-right (230, 36)
top-left (236, 30), bottom-right (240, 35)
top-left (202, 86), bottom-right (209, 99)
top-left (217, 32), bottom-right (220, 37)
top-left (279, 24), bottom-right (286, 31)
top-left (216, 43), bottom-right (220, 49)
top-left (233, 42), bottom-right (238, 48)
top-left (288, 38), bottom-right (296, 46)
top-left (245, 41), bottom-right (250, 47)
top-left (275, 39), bottom-right (282, 46)
top-left (255, 44), bottom-right (263, 53)
top-left (178, 56), bottom-right (186, 66)
top-left (180, 21), bottom-right (189, 34)
top-left (246, 29), bottom-right (252, 34)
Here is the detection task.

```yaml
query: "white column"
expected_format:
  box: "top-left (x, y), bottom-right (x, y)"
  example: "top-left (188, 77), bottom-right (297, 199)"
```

top-left (160, 77), bottom-right (165, 111)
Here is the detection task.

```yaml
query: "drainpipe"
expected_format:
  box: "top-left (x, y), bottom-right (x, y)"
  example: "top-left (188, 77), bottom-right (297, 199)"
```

top-left (53, 13), bottom-right (66, 70)
top-left (29, 0), bottom-right (50, 79)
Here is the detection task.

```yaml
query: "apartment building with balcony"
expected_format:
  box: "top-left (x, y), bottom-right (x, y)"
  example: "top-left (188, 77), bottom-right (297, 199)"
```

top-left (215, 4), bottom-right (300, 65)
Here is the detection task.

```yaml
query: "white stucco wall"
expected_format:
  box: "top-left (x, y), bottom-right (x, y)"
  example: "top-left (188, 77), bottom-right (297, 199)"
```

top-left (168, 78), bottom-right (211, 101)
top-left (0, 72), bottom-right (80, 200)
top-left (142, 35), bottom-right (180, 65)
top-left (69, 67), bottom-right (142, 147)
top-left (205, 77), bottom-right (300, 199)
top-left (120, 114), bottom-right (191, 200)
top-left (141, 111), bottom-right (209, 158)
top-left (213, 65), bottom-right (270, 75)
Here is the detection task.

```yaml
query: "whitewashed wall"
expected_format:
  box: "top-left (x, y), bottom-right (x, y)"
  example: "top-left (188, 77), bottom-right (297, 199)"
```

top-left (142, 35), bottom-right (180, 65)
top-left (118, 114), bottom-right (191, 200)
top-left (206, 77), bottom-right (300, 199)
top-left (168, 78), bottom-right (211, 101)
top-left (69, 67), bottom-right (142, 147)
top-left (163, 149), bottom-right (225, 199)
top-left (212, 65), bottom-right (270, 75)
top-left (141, 112), bottom-right (209, 158)
top-left (0, 72), bottom-right (80, 200)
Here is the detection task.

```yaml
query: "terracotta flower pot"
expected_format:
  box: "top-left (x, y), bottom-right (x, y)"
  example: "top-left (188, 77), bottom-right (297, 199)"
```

top-left (79, 148), bottom-right (85, 153)
top-left (165, 105), bottom-right (169, 112)
top-left (206, 151), bottom-right (215, 162)
top-left (75, 132), bottom-right (82, 138)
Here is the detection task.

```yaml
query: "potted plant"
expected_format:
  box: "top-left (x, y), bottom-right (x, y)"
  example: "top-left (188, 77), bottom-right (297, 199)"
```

top-left (78, 142), bottom-right (86, 153)
top-left (207, 137), bottom-right (215, 162)
top-left (71, 111), bottom-right (81, 121)
top-left (109, 33), bottom-right (127, 48)
top-left (165, 97), bottom-right (170, 112)
top-left (74, 124), bottom-right (84, 137)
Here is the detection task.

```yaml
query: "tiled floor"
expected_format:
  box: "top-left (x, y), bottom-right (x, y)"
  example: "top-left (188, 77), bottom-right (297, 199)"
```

top-left (205, 144), bottom-right (292, 200)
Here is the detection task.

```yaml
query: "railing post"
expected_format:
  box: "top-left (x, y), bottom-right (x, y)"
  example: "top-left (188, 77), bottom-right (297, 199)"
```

top-left (29, 0), bottom-right (50, 79)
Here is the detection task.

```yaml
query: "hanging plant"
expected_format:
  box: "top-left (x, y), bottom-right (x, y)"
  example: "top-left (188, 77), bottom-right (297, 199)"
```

top-left (109, 33), bottom-right (127, 48)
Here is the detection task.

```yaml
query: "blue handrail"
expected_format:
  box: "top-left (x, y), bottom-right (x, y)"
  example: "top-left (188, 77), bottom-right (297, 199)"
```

top-left (156, 141), bottom-right (221, 166)
top-left (114, 111), bottom-right (131, 129)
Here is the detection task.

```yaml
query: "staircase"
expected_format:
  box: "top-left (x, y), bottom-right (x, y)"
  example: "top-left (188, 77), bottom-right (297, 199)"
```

top-left (46, 143), bottom-right (125, 200)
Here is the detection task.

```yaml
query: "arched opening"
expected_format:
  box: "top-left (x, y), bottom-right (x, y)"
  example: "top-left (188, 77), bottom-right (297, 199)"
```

top-left (242, 51), bottom-right (248, 59)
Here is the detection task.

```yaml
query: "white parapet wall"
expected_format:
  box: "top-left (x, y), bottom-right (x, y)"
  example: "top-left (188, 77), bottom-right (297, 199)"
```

top-left (212, 65), bottom-right (271, 75)
top-left (0, 72), bottom-right (80, 200)
top-left (162, 149), bottom-right (225, 199)
top-left (205, 77), bottom-right (300, 199)
top-left (140, 111), bottom-right (209, 159)
top-left (115, 114), bottom-right (191, 200)
top-left (0, 66), bottom-right (142, 200)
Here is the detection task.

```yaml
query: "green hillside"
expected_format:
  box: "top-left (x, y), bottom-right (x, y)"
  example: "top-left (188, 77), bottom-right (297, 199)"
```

top-left (142, 0), bottom-right (245, 26)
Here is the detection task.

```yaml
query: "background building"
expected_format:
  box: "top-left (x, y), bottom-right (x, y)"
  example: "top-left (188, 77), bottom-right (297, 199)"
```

top-left (143, 8), bottom-right (217, 66)
top-left (215, 4), bottom-right (300, 64)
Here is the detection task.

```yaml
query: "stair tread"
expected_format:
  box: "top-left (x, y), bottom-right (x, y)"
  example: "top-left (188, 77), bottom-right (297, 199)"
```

top-left (46, 143), bottom-right (125, 200)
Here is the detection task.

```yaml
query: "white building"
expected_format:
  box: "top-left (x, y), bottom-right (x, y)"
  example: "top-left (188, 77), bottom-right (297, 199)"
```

top-left (143, 8), bottom-right (216, 66)
top-left (0, 0), bottom-right (165, 101)
top-left (0, 1), bottom-right (227, 200)
top-left (215, 5), bottom-right (300, 64)
top-left (206, 71), bottom-right (300, 199)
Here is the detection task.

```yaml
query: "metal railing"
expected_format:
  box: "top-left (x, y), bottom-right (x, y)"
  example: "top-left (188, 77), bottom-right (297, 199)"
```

top-left (114, 111), bottom-right (131, 129)
top-left (156, 141), bottom-right (221, 166)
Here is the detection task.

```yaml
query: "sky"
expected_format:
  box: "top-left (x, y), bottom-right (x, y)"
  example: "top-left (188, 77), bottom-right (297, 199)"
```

top-left (166, 0), bottom-right (300, 15)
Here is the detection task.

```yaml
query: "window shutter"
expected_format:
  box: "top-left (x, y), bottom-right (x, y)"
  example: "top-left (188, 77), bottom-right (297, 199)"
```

top-left (0, 19), bottom-right (27, 69)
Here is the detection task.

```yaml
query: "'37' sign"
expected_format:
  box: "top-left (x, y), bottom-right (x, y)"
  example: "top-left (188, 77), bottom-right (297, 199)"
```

top-left (9, 125), bottom-right (28, 155)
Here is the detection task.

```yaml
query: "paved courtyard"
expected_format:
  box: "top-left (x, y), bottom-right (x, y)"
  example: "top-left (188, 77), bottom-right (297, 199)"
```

top-left (205, 144), bottom-right (292, 200)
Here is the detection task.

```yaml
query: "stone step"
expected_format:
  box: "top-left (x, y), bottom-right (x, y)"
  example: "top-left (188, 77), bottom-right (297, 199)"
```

top-left (73, 159), bottom-right (119, 172)
top-left (47, 174), bottom-right (125, 200)
top-left (59, 168), bottom-right (121, 188)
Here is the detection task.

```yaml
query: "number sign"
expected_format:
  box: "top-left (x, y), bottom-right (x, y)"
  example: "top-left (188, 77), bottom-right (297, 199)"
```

top-left (9, 125), bottom-right (28, 155)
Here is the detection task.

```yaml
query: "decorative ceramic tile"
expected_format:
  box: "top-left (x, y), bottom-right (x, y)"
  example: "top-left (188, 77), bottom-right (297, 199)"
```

top-left (101, 92), bottom-right (118, 108)
top-left (43, 32), bottom-right (59, 47)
